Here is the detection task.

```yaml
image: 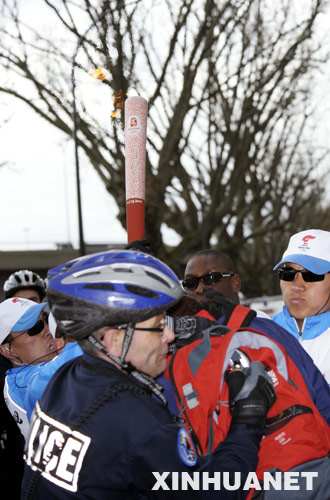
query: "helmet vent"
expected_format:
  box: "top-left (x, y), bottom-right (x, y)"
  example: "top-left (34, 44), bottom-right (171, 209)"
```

top-left (145, 271), bottom-right (170, 288)
top-left (113, 267), bottom-right (133, 273)
top-left (88, 256), bottom-right (105, 264)
top-left (125, 284), bottom-right (159, 299)
top-left (74, 270), bottom-right (101, 278)
top-left (83, 284), bottom-right (115, 290)
top-left (61, 262), bottom-right (76, 273)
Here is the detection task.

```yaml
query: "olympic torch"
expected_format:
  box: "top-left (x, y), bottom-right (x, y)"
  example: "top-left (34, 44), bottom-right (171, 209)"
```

top-left (125, 96), bottom-right (148, 244)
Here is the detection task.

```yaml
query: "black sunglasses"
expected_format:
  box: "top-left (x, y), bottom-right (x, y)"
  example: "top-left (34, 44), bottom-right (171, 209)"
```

top-left (278, 267), bottom-right (325, 283)
top-left (7, 319), bottom-right (46, 344)
top-left (182, 271), bottom-right (234, 291)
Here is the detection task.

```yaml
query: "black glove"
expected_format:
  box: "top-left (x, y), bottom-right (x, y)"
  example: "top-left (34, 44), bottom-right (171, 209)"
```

top-left (201, 288), bottom-right (235, 320)
top-left (225, 361), bottom-right (276, 427)
top-left (125, 238), bottom-right (154, 255)
top-left (201, 288), bottom-right (256, 326)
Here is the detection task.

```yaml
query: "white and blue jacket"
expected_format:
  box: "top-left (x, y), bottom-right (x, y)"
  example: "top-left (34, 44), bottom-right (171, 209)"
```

top-left (273, 307), bottom-right (330, 385)
top-left (4, 342), bottom-right (83, 439)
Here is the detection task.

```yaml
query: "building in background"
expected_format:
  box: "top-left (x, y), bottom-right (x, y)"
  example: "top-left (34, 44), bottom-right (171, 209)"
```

top-left (0, 244), bottom-right (124, 301)
top-left (241, 295), bottom-right (284, 317)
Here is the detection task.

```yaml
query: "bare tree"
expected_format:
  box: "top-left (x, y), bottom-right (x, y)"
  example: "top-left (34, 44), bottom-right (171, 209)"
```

top-left (1, 0), bottom-right (329, 295)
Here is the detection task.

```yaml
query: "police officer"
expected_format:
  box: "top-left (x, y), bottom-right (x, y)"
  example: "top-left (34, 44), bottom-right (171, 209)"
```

top-left (22, 250), bottom-right (275, 499)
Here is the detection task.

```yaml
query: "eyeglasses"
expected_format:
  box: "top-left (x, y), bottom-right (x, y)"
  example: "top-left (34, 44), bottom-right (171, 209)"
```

top-left (181, 271), bottom-right (234, 291)
top-left (115, 324), bottom-right (166, 335)
top-left (6, 319), bottom-right (46, 344)
top-left (278, 267), bottom-right (326, 283)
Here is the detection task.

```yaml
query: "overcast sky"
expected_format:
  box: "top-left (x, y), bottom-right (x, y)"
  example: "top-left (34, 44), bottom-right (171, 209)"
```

top-left (1, 0), bottom-right (329, 252)
top-left (0, 0), bottom-right (132, 251)
top-left (1, 96), bottom-right (127, 251)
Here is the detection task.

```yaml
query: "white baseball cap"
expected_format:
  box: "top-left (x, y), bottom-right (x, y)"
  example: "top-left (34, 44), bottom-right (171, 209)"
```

top-left (273, 229), bottom-right (330, 274)
top-left (0, 297), bottom-right (48, 345)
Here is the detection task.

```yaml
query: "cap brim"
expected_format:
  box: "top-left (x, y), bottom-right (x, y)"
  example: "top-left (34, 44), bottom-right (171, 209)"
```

top-left (273, 255), bottom-right (330, 274)
top-left (11, 302), bottom-right (48, 332)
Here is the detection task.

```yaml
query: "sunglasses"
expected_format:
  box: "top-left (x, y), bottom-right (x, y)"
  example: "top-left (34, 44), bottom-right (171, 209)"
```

top-left (7, 319), bottom-right (46, 344)
top-left (182, 271), bottom-right (234, 291)
top-left (278, 267), bottom-right (325, 283)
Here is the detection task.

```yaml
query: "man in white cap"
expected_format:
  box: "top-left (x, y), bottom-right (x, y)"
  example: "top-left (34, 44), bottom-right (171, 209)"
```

top-left (0, 297), bottom-right (55, 498)
top-left (3, 309), bottom-right (82, 440)
top-left (0, 297), bottom-right (55, 366)
top-left (272, 229), bottom-right (330, 384)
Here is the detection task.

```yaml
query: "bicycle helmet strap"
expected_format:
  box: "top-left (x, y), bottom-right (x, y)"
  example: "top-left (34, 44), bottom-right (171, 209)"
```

top-left (88, 323), bottom-right (167, 405)
top-left (120, 322), bottom-right (135, 365)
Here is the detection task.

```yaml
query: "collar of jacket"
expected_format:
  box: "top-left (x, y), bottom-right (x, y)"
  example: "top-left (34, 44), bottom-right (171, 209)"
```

top-left (276, 307), bottom-right (330, 340)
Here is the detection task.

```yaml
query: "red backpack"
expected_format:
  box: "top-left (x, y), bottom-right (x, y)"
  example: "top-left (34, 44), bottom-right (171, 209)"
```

top-left (166, 306), bottom-right (330, 499)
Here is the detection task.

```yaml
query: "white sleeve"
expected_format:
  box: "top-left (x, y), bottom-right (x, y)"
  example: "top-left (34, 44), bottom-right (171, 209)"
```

top-left (3, 376), bottom-right (30, 441)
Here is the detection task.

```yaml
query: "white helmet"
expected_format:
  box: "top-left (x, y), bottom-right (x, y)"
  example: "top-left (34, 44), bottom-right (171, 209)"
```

top-left (3, 270), bottom-right (46, 300)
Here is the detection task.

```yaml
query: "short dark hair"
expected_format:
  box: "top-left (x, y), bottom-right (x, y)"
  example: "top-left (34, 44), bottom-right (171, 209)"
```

top-left (167, 293), bottom-right (203, 317)
top-left (188, 249), bottom-right (236, 273)
top-left (6, 286), bottom-right (45, 302)
top-left (1, 334), bottom-right (12, 345)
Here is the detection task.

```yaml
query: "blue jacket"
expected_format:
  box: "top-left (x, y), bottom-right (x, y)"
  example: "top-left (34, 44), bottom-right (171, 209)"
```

top-left (273, 307), bottom-right (330, 385)
top-left (4, 342), bottom-right (83, 439)
top-left (22, 354), bottom-right (262, 499)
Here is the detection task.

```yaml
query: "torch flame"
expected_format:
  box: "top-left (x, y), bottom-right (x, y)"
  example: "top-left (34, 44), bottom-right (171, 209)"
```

top-left (112, 89), bottom-right (128, 119)
top-left (88, 67), bottom-right (110, 80)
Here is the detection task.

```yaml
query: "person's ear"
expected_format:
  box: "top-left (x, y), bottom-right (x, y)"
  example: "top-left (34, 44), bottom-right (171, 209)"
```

top-left (231, 274), bottom-right (241, 293)
top-left (102, 328), bottom-right (124, 358)
top-left (54, 337), bottom-right (66, 352)
top-left (0, 344), bottom-right (16, 361)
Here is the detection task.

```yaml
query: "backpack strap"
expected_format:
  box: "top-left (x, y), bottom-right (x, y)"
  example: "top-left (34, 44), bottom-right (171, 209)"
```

top-left (167, 352), bottom-right (204, 456)
top-left (225, 304), bottom-right (256, 329)
top-left (196, 299), bottom-right (256, 329)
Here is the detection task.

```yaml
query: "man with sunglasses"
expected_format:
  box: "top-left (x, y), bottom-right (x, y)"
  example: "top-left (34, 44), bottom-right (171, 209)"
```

top-left (0, 298), bottom-right (58, 434)
top-left (183, 249), bottom-right (241, 303)
top-left (182, 249), bottom-right (270, 320)
top-left (0, 298), bottom-right (55, 367)
top-left (0, 297), bottom-right (55, 498)
top-left (272, 229), bottom-right (330, 385)
top-left (1, 307), bottom-right (82, 443)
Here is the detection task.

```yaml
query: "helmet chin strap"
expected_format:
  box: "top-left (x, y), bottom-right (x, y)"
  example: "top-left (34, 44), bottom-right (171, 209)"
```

top-left (120, 322), bottom-right (135, 367)
top-left (88, 323), bottom-right (167, 405)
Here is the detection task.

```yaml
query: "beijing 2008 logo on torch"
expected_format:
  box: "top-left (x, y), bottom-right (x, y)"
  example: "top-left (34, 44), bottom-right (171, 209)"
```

top-left (127, 115), bottom-right (142, 136)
